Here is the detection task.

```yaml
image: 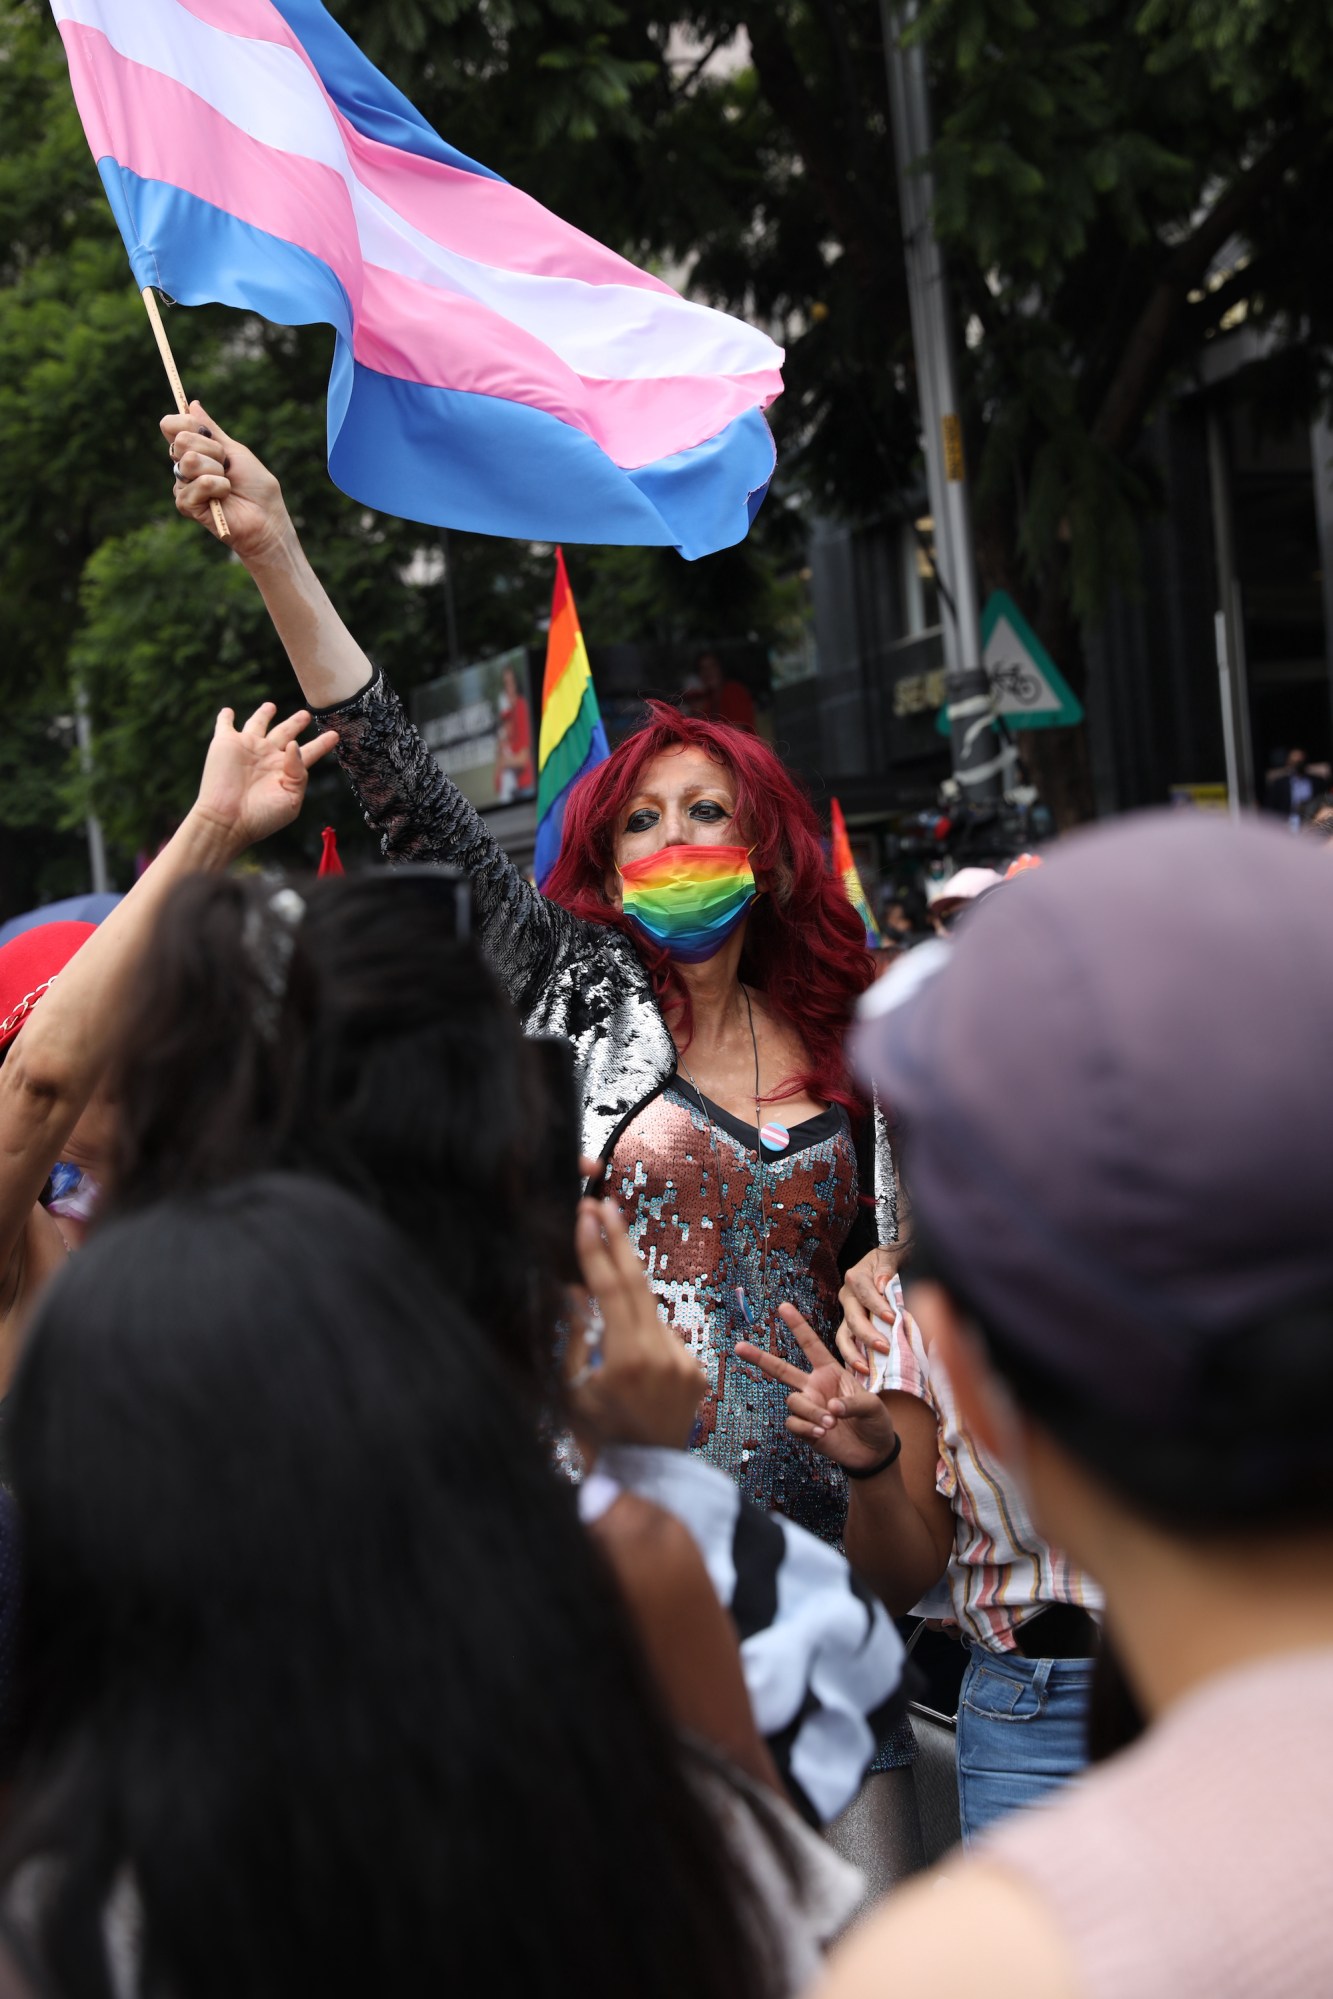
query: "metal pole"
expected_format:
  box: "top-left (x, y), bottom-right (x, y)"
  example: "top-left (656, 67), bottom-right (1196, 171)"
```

top-left (73, 682), bottom-right (110, 894)
top-left (1310, 412), bottom-right (1333, 762)
top-left (439, 527), bottom-right (462, 670)
top-left (1213, 611), bottom-right (1242, 823)
top-left (884, 14), bottom-right (955, 671)
top-left (883, 1), bottom-right (1003, 802)
top-left (1205, 404), bottom-right (1254, 807)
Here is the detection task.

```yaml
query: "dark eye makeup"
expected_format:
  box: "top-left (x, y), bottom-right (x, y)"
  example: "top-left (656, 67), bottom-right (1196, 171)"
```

top-left (624, 798), bottom-right (731, 834)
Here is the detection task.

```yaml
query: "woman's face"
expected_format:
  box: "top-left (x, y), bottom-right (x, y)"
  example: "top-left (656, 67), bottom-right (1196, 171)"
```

top-left (611, 748), bottom-right (742, 886)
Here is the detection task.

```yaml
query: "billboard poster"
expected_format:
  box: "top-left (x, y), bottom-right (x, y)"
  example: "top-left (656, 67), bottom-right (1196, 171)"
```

top-left (412, 649), bottom-right (539, 812)
top-left (411, 639), bottom-right (774, 819)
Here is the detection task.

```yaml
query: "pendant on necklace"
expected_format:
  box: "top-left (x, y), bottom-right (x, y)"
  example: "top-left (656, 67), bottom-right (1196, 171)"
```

top-left (759, 1121), bottom-right (790, 1152)
top-left (733, 1285), bottom-right (755, 1326)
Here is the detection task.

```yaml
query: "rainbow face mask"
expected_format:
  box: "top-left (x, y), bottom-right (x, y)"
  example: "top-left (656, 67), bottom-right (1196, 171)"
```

top-left (619, 844), bottom-right (758, 963)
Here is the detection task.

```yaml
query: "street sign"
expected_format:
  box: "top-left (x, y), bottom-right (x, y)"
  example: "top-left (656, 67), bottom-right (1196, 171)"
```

top-left (936, 590), bottom-right (1084, 733)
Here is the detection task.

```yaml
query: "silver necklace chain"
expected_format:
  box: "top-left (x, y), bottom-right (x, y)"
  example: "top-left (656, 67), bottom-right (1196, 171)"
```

top-left (676, 984), bottom-right (770, 1339)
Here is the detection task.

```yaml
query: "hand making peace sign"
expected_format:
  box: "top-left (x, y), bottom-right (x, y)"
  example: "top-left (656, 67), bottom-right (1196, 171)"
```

top-left (735, 1303), bottom-right (899, 1474)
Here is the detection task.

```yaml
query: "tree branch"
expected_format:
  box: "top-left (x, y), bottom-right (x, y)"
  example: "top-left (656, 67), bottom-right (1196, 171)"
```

top-left (742, 9), bottom-right (894, 307)
top-left (1091, 128), bottom-right (1315, 452)
top-left (669, 29), bottom-right (731, 102)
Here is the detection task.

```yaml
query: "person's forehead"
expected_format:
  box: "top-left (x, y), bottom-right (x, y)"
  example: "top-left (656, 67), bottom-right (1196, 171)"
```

top-left (632, 747), bottom-right (731, 795)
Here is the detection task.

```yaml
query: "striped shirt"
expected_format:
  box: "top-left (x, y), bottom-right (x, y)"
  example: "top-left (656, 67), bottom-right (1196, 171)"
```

top-left (872, 1308), bottom-right (1101, 1650)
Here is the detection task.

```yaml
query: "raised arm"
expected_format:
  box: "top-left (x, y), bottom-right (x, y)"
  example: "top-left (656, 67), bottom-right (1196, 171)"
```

top-left (0, 703), bottom-right (336, 1297)
top-left (163, 407), bottom-right (579, 1006)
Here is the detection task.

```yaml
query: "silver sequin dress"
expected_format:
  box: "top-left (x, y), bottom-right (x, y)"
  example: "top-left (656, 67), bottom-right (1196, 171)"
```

top-left (611, 1078), bottom-right (858, 1546)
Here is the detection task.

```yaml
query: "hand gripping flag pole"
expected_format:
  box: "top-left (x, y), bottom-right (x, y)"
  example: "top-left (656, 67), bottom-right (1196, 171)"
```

top-left (140, 287), bottom-right (230, 542)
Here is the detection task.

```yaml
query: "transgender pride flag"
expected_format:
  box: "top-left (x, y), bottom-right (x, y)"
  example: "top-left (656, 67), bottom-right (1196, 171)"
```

top-left (50, 0), bottom-right (784, 559)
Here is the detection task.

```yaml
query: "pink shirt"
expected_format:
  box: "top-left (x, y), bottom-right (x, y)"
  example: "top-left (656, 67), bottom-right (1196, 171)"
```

top-left (984, 1645), bottom-right (1333, 1998)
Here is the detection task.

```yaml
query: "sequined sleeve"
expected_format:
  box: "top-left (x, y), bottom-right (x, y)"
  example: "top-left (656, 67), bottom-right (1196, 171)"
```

top-left (312, 668), bottom-right (580, 1008)
top-left (872, 1098), bottom-right (900, 1246)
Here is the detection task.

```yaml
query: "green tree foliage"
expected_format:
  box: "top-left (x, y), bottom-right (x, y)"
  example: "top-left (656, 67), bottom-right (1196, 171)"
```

top-left (919, 0), bottom-right (1333, 608)
top-left (0, 0), bottom-right (809, 910)
top-left (344, 2), bottom-right (1333, 603)
top-left (4, 0), bottom-right (1332, 891)
top-left (907, 0), bottom-right (1333, 811)
top-left (0, 0), bottom-right (819, 908)
top-left (313, 0), bottom-right (1333, 816)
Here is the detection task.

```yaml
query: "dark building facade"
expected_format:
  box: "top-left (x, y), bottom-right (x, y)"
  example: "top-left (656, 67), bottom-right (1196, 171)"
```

top-left (782, 327), bottom-right (1333, 863)
top-left (773, 513), bottom-right (950, 827)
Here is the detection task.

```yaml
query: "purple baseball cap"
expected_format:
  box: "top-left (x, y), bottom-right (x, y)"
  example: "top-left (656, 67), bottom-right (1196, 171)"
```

top-left (853, 812), bottom-right (1333, 1421)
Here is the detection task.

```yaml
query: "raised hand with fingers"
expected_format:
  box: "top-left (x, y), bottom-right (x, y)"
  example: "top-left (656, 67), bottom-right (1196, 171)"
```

top-left (162, 403), bottom-right (293, 565)
top-left (193, 702), bottom-right (340, 852)
top-left (736, 1303), bottom-right (898, 1474)
top-left (567, 1198), bottom-right (708, 1450)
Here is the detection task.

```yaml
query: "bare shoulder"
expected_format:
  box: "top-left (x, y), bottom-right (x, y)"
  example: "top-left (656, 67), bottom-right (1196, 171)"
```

top-left (814, 1860), bottom-right (1081, 1999)
top-left (588, 1492), bottom-right (701, 1596)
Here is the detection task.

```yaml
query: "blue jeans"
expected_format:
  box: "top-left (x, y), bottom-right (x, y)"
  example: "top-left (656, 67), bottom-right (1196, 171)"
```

top-left (956, 1643), bottom-right (1095, 1844)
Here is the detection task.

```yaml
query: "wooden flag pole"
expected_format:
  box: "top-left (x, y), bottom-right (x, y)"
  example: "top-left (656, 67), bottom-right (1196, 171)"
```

top-left (140, 288), bottom-right (231, 542)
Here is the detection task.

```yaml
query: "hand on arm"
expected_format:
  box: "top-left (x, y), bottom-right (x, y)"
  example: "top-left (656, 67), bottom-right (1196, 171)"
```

top-left (162, 404), bottom-right (375, 711)
top-left (566, 1198), bottom-right (708, 1451)
top-left (736, 1306), bottom-right (953, 1615)
top-left (838, 1242), bottom-right (909, 1358)
top-left (0, 703), bottom-right (336, 1280)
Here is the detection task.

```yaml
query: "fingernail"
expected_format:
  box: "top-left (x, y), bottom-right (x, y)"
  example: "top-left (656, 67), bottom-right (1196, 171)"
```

top-left (223, 455), bottom-right (231, 472)
top-left (198, 426), bottom-right (214, 438)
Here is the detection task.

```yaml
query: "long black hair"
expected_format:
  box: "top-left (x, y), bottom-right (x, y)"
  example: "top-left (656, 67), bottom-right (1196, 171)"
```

top-left (1, 1177), bottom-right (775, 1999)
top-left (107, 872), bottom-right (566, 1402)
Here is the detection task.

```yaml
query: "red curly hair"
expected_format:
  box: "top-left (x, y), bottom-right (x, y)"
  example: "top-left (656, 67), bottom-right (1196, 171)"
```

top-left (543, 703), bottom-right (873, 1110)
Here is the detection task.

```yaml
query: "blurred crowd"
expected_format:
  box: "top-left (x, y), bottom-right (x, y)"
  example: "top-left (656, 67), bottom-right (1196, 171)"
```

top-left (0, 413), bottom-right (1323, 1999)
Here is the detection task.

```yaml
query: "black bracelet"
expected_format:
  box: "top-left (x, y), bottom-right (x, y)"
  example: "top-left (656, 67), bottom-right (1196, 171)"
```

top-left (844, 1432), bottom-right (903, 1481)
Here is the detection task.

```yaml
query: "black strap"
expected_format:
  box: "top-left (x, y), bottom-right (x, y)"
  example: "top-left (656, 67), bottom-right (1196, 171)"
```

top-left (844, 1433), bottom-right (903, 1482)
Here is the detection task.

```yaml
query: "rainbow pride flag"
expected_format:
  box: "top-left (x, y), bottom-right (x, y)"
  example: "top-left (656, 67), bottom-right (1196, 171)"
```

top-left (831, 798), bottom-right (881, 948)
top-left (534, 550), bottom-right (609, 889)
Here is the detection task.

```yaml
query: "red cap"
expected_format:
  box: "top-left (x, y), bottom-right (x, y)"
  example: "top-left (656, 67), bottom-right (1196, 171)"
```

top-left (0, 922), bottom-right (96, 1051)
